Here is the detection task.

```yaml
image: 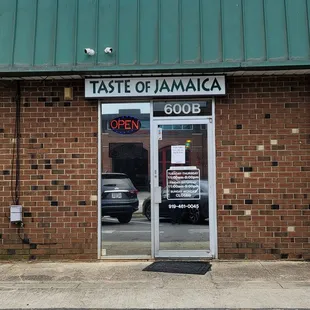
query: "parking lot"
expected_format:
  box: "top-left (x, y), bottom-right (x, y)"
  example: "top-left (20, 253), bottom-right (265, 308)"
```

top-left (101, 214), bottom-right (210, 256)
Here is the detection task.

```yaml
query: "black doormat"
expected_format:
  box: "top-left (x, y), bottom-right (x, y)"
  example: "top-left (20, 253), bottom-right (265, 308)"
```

top-left (143, 261), bottom-right (211, 275)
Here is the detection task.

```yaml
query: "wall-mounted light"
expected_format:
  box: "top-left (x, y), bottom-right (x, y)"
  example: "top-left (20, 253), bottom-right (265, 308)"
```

top-left (64, 87), bottom-right (73, 100)
top-left (84, 48), bottom-right (95, 56)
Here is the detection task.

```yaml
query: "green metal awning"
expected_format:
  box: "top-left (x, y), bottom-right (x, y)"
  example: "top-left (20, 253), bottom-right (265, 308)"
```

top-left (1, 0), bottom-right (310, 76)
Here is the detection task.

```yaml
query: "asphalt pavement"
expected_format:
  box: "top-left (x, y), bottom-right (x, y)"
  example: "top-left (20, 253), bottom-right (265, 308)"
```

top-left (102, 216), bottom-right (209, 242)
top-left (0, 260), bottom-right (309, 309)
top-left (101, 216), bottom-right (210, 256)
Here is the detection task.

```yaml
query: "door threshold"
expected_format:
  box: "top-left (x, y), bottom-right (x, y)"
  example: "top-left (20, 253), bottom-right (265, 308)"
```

top-left (100, 255), bottom-right (153, 261)
top-left (156, 250), bottom-right (213, 259)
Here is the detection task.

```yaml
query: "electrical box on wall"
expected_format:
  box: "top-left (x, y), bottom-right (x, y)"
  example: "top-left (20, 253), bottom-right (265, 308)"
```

top-left (10, 205), bottom-right (22, 222)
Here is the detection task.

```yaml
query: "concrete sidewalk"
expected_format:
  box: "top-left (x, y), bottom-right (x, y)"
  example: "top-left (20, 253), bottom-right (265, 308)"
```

top-left (0, 260), bottom-right (309, 309)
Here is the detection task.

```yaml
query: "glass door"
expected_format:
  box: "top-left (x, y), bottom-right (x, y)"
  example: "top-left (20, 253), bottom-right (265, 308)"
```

top-left (152, 118), bottom-right (215, 258)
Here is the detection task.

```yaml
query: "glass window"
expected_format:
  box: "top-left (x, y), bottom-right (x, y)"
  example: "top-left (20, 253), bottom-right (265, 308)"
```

top-left (160, 124), bottom-right (193, 130)
top-left (101, 102), bottom-right (151, 257)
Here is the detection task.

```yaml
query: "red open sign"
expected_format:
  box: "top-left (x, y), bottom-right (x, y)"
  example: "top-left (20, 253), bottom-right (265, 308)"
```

top-left (109, 116), bottom-right (141, 134)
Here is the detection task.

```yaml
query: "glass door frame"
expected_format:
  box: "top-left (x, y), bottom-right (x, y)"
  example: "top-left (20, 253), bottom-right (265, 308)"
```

top-left (98, 101), bottom-right (153, 259)
top-left (150, 102), bottom-right (217, 259)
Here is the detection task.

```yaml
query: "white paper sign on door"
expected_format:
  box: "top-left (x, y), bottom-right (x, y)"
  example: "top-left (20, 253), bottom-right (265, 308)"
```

top-left (158, 127), bottom-right (162, 140)
top-left (171, 145), bottom-right (185, 164)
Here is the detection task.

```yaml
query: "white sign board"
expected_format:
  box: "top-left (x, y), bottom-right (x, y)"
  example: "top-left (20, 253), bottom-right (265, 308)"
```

top-left (85, 75), bottom-right (225, 98)
top-left (171, 145), bottom-right (185, 164)
top-left (166, 167), bottom-right (200, 200)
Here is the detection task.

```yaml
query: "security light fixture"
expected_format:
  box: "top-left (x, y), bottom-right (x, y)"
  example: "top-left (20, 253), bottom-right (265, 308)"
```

top-left (104, 47), bottom-right (113, 54)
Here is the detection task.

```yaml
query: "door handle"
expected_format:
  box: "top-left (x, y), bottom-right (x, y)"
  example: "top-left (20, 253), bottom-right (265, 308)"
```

top-left (154, 186), bottom-right (162, 203)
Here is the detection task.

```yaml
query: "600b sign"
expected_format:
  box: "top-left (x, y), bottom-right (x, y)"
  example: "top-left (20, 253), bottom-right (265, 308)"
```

top-left (164, 103), bottom-right (201, 115)
top-left (85, 76), bottom-right (225, 98)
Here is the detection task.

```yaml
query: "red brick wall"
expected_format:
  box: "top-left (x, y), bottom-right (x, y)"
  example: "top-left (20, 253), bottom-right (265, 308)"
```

top-left (0, 80), bottom-right (98, 260)
top-left (0, 75), bottom-right (309, 260)
top-left (216, 75), bottom-right (310, 260)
